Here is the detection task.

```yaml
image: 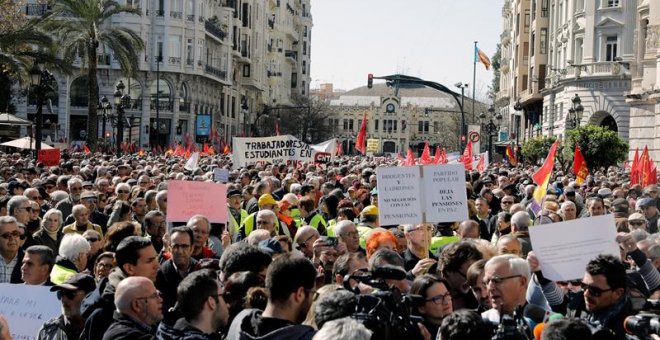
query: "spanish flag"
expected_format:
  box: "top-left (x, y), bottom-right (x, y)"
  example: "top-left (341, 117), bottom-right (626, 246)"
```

top-left (573, 145), bottom-right (589, 185)
top-left (531, 140), bottom-right (559, 215)
top-left (505, 145), bottom-right (517, 166)
top-left (475, 46), bottom-right (491, 70)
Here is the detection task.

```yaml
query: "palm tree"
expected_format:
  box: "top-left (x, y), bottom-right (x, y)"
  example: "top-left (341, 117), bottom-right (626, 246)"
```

top-left (46, 0), bottom-right (144, 149)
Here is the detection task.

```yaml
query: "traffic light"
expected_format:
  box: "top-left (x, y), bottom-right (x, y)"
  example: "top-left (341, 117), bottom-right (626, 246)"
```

top-left (367, 74), bottom-right (373, 89)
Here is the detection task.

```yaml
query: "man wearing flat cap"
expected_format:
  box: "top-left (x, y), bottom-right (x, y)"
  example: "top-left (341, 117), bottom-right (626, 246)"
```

top-left (638, 197), bottom-right (659, 233)
top-left (37, 273), bottom-right (96, 340)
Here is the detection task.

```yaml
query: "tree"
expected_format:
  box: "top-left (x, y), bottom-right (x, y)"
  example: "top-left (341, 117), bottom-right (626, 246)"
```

top-left (276, 94), bottom-right (333, 143)
top-left (488, 43), bottom-right (501, 100)
top-left (562, 125), bottom-right (628, 170)
top-left (521, 136), bottom-right (557, 165)
top-left (45, 0), bottom-right (144, 149)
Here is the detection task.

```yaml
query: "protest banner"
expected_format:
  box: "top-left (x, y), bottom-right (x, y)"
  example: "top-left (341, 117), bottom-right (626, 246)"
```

top-left (166, 180), bottom-right (227, 224)
top-left (423, 164), bottom-right (469, 223)
top-left (232, 135), bottom-right (314, 169)
top-left (0, 283), bottom-right (60, 340)
top-left (377, 164), bottom-right (468, 225)
top-left (376, 166), bottom-right (423, 225)
top-left (37, 149), bottom-right (60, 166)
top-left (311, 138), bottom-right (338, 156)
top-left (366, 139), bottom-right (379, 153)
top-left (529, 214), bottom-right (620, 281)
top-left (213, 168), bottom-right (229, 183)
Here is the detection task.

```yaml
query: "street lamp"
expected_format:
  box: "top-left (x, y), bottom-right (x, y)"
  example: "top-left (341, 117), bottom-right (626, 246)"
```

top-left (97, 96), bottom-right (112, 153)
top-left (567, 93), bottom-right (584, 129)
top-left (29, 62), bottom-right (54, 156)
top-left (479, 106), bottom-right (502, 162)
top-left (114, 80), bottom-right (131, 157)
top-left (455, 82), bottom-right (468, 151)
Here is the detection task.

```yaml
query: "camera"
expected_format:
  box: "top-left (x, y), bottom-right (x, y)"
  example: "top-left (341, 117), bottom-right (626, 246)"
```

top-left (320, 236), bottom-right (338, 247)
top-left (624, 299), bottom-right (660, 340)
top-left (343, 266), bottom-right (425, 340)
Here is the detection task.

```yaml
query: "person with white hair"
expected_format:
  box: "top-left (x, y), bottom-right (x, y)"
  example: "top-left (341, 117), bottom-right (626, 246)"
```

top-left (51, 233), bottom-right (91, 284)
top-left (481, 254), bottom-right (533, 324)
top-left (55, 177), bottom-right (84, 219)
top-left (559, 201), bottom-right (577, 221)
top-left (312, 317), bottom-right (371, 340)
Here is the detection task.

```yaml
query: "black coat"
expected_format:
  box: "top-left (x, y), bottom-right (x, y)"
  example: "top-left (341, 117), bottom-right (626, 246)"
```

top-left (155, 258), bottom-right (198, 315)
top-left (102, 312), bottom-right (156, 340)
top-left (7, 248), bottom-right (24, 284)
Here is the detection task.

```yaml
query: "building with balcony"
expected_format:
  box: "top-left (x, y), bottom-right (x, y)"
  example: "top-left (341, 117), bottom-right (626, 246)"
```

top-left (627, 0), bottom-right (660, 161)
top-left (321, 83), bottom-right (486, 156)
top-left (15, 0), bottom-right (312, 148)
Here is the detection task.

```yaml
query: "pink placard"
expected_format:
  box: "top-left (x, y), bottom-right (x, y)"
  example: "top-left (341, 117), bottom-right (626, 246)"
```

top-left (166, 180), bottom-right (227, 223)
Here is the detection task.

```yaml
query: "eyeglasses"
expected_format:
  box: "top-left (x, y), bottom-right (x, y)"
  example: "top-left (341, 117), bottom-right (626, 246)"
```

top-left (483, 274), bottom-right (522, 286)
top-left (136, 290), bottom-right (162, 302)
top-left (629, 220), bottom-right (646, 226)
top-left (83, 198), bottom-right (98, 203)
top-left (581, 283), bottom-right (613, 297)
top-left (17, 206), bottom-right (33, 213)
top-left (0, 231), bottom-right (20, 240)
top-left (409, 225), bottom-right (436, 233)
top-left (502, 201), bottom-right (514, 205)
top-left (70, 187), bottom-right (83, 192)
top-left (96, 262), bottom-right (114, 269)
top-left (556, 279), bottom-right (582, 286)
top-left (117, 190), bottom-right (129, 194)
top-left (342, 231), bottom-right (359, 238)
top-left (426, 292), bottom-right (452, 305)
top-left (256, 220), bottom-right (273, 225)
top-left (86, 237), bottom-right (100, 243)
top-left (296, 235), bottom-right (316, 250)
top-left (56, 289), bottom-right (83, 300)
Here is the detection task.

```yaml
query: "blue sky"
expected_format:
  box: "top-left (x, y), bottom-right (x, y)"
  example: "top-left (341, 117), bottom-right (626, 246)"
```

top-left (310, 0), bottom-right (502, 101)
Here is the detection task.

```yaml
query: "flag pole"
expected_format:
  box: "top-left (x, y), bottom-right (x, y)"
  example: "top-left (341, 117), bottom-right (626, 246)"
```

top-left (472, 41), bottom-right (477, 122)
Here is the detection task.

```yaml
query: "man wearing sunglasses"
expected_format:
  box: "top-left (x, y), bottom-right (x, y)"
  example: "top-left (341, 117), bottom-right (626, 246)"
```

top-left (38, 273), bottom-right (96, 340)
top-left (0, 216), bottom-right (24, 283)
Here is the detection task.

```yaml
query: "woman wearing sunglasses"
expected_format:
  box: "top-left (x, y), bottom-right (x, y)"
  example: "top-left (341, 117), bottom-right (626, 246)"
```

top-left (410, 274), bottom-right (453, 338)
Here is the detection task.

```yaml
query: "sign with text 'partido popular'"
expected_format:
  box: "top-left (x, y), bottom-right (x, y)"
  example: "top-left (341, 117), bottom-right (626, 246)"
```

top-left (377, 164), bottom-right (468, 225)
top-left (167, 180), bottom-right (227, 224)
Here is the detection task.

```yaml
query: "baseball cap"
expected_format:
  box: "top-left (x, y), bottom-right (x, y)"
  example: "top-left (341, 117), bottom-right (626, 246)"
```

top-left (50, 273), bottom-right (96, 293)
top-left (227, 189), bottom-right (242, 198)
top-left (258, 238), bottom-right (283, 255)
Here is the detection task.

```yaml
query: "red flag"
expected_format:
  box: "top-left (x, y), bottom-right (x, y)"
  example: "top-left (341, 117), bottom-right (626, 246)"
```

top-left (651, 163), bottom-right (658, 185)
top-left (396, 153), bottom-right (405, 164)
top-left (207, 145), bottom-right (215, 156)
top-left (355, 112), bottom-right (367, 155)
top-left (640, 146), bottom-right (651, 186)
top-left (436, 147), bottom-right (448, 164)
top-left (275, 121), bottom-right (280, 136)
top-left (203, 143), bottom-right (209, 154)
top-left (433, 146), bottom-right (441, 164)
top-left (461, 140), bottom-right (473, 170)
top-left (573, 145), bottom-right (589, 185)
top-left (532, 141), bottom-right (560, 187)
top-left (174, 145), bottom-right (184, 156)
top-left (83, 144), bottom-right (91, 154)
top-left (420, 142), bottom-right (433, 164)
top-left (404, 147), bottom-right (416, 166)
top-left (336, 140), bottom-right (343, 156)
top-left (631, 148), bottom-right (640, 185)
top-left (223, 144), bottom-right (230, 155)
top-left (476, 154), bottom-right (485, 172)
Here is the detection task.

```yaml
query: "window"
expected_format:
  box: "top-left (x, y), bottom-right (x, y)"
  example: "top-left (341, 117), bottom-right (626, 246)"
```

top-left (186, 39), bottom-right (193, 64)
top-left (541, 0), bottom-right (548, 17)
top-left (374, 119), bottom-right (379, 131)
top-left (417, 121), bottom-right (429, 134)
top-left (231, 96), bottom-right (235, 118)
top-left (575, 38), bottom-right (583, 63)
top-left (607, 0), bottom-right (619, 7)
top-left (169, 35), bottom-right (181, 59)
top-left (401, 120), bottom-right (406, 132)
top-left (538, 29), bottom-right (546, 55)
top-left (524, 10), bottom-right (530, 33)
top-left (302, 60), bottom-right (306, 74)
top-left (605, 36), bottom-right (617, 61)
top-left (343, 119), bottom-right (354, 131)
top-left (303, 41), bottom-right (307, 55)
top-left (531, 33), bottom-right (535, 57)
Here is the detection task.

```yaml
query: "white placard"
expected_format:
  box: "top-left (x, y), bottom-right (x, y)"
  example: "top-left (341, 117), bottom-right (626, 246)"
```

top-left (0, 283), bottom-right (61, 340)
top-left (214, 168), bottom-right (229, 183)
top-left (232, 135), bottom-right (314, 169)
top-left (423, 164), bottom-right (469, 223)
top-left (376, 166), bottom-right (423, 226)
top-left (529, 214), bottom-right (620, 281)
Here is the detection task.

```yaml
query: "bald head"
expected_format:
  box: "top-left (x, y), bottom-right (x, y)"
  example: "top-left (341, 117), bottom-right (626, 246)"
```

top-left (294, 225), bottom-right (320, 243)
top-left (114, 276), bottom-right (163, 326)
top-left (458, 220), bottom-right (480, 239)
top-left (115, 277), bottom-right (152, 313)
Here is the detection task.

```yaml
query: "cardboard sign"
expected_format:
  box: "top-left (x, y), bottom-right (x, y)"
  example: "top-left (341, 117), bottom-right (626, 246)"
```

top-left (37, 149), bottom-right (60, 166)
top-left (377, 164), bottom-right (468, 225)
top-left (213, 168), bottom-right (229, 183)
top-left (366, 139), bottom-right (379, 153)
top-left (167, 180), bottom-right (227, 224)
top-left (529, 214), bottom-right (620, 281)
top-left (0, 283), bottom-right (61, 340)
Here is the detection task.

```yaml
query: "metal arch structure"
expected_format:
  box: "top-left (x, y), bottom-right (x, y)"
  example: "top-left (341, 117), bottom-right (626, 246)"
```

top-left (372, 74), bottom-right (467, 151)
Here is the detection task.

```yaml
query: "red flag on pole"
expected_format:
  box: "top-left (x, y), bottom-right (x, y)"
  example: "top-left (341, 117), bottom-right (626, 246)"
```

top-left (631, 148), bottom-right (640, 185)
top-left (573, 145), bottom-right (589, 185)
top-left (436, 147), bottom-right (448, 164)
top-left (476, 154), bottom-right (485, 172)
top-left (404, 148), bottom-right (416, 166)
top-left (275, 121), bottom-right (280, 136)
top-left (83, 144), bottom-right (91, 154)
top-left (640, 146), bottom-right (651, 186)
top-left (420, 142), bottom-right (433, 164)
top-left (461, 140), bottom-right (473, 170)
top-left (355, 112), bottom-right (367, 155)
top-left (336, 140), bottom-right (343, 156)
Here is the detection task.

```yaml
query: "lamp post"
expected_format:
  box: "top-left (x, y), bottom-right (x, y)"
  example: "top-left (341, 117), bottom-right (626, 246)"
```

top-left (568, 93), bottom-right (584, 129)
top-left (114, 80), bottom-right (131, 158)
top-left (455, 82), bottom-right (468, 151)
top-left (155, 54), bottom-right (162, 148)
top-left (29, 62), bottom-right (54, 156)
top-left (97, 96), bottom-right (112, 153)
top-left (479, 106), bottom-right (502, 162)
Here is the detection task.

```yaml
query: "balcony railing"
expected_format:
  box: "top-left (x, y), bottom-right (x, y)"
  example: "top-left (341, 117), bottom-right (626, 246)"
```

top-left (267, 71), bottom-right (282, 77)
top-left (25, 4), bottom-right (50, 16)
top-left (284, 50), bottom-right (298, 61)
top-left (205, 20), bottom-right (226, 40)
top-left (205, 64), bottom-right (226, 79)
top-left (156, 10), bottom-right (164, 16)
top-left (170, 11), bottom-right (182, 19)
top-left (98, 54), bottom-right (111, 65)
top-left (198, 16), bottom-right (205, 23)
top-left (179, 102), bottom-right (191, 112)
top-left (168, 57), bottom-right (181, 65)
top-left (186, 14), bottom-right (194, 21)
top-left (150, 100), bottom-right (173, 111)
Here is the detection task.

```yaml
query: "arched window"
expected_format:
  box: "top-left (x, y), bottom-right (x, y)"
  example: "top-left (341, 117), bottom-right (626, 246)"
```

top-left (150, 79), bottom-right (172, 111)
top-left (70, 76), bottom-right (91, 107)
top-left (179, 82), bottom-right (189, 112)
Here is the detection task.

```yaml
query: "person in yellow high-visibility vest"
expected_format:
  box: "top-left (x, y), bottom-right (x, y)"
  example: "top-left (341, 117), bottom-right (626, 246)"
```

top-left (299, 196), bottom-right (327, 235)
top-left (226, 188), bottom-right (247, 242)
top-left (238, 194), bottom-right (290, 241)
top-left (356, 205), bottom-right (379, 249)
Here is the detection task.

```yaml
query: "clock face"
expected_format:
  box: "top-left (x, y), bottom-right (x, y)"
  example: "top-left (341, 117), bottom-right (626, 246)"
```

top-left (386, 103), bottom-right (395, 113)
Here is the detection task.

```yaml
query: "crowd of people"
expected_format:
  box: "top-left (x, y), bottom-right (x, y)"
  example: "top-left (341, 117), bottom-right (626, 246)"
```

top-left (0, 150), bottom-right (658, 340)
